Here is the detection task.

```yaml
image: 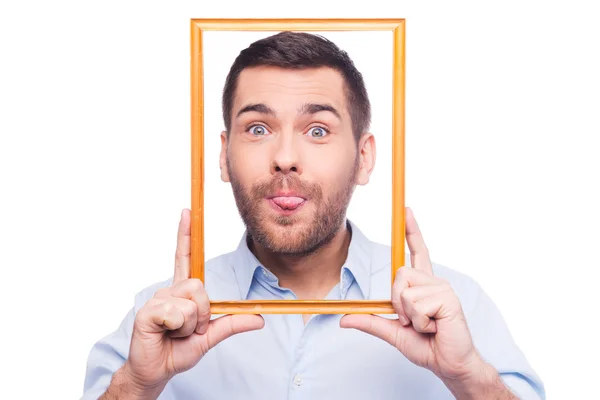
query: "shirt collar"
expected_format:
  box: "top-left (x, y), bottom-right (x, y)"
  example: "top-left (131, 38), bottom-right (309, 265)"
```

top-left (231, 219), bottom-right (373, 300)
top-left (341, 220), bottom-right (372, 299)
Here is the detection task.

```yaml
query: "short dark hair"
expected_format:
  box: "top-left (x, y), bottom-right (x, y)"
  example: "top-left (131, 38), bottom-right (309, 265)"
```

top-left (221, 31), bottom-right (371, 142)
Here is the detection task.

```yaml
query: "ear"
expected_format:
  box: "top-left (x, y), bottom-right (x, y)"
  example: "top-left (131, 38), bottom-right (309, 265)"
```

top-left (219, 130), bottom-right (231, 182)
top-left (355, 133), bottom-right (376, 185)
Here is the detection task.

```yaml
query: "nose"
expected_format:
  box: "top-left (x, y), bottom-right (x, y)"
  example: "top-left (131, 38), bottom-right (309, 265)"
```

top-left (270, 132), bottom-right (302, 176)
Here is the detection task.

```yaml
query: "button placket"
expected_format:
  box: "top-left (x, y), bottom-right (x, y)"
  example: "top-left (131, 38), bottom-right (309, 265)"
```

top-left (289, 316), bottom-right (313, 393)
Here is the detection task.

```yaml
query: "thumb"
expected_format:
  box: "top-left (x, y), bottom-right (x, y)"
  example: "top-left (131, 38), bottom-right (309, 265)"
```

top-left (205, 314), bottom-right (265, 350)
top-left (340, 314), bottom-right (400, 348)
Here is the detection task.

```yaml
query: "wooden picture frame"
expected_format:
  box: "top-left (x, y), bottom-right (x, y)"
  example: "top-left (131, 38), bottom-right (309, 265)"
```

top-left (190, 18), bottom-right (405, 315)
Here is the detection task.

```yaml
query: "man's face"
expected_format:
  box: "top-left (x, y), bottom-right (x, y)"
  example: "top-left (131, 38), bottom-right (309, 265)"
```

top-left (220, 66), bottom-right (374, 256)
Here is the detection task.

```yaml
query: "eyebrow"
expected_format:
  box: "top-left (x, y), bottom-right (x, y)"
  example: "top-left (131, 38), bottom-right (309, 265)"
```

top-left (298, 102), bottom-right (341, 121)
top-left (236, 103), bottom-right (276, 119)
top-left (235, 102), bottom-right (342, 121)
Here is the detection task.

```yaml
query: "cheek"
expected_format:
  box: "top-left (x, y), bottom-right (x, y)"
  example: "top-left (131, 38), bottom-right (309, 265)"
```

top-left (228, 143), bottom-right (270, 183)
top-left (303, 145), bottom-right (356, 187)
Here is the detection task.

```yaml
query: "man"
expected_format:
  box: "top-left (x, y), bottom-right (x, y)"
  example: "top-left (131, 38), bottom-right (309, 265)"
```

top-left (83, 32), bottom-right (545, 399)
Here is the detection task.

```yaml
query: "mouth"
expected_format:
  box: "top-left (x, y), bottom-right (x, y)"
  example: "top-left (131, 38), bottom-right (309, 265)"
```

top-left (265, 192), bottom-right (307, 216)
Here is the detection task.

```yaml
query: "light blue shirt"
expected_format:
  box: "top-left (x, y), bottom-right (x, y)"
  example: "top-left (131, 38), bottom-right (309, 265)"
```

top-left (82, 220), bottom-right (545, 399)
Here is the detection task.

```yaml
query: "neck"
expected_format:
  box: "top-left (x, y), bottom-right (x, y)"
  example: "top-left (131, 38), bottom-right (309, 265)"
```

top-left (248, 221), bottom-right (352, 299)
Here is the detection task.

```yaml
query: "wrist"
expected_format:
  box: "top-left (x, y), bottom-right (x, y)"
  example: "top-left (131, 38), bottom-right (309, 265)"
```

top-left (103, 363), bottom-right (167, 400)
top-left (441, 360), bottom-right (515, 400)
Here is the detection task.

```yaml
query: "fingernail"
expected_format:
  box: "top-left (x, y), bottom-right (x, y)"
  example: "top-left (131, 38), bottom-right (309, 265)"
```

top-left (399, 316), bottom-right (410, 326)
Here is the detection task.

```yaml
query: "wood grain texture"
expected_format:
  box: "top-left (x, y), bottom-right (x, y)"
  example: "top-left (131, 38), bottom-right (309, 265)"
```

top-left (190, 21), bottom-right (204, 283)
top-left (190, 18), bottom-right (405, 314)
top-left (210, 300), bottom-right (396, 315)
top-left (192, 18), bottom-right (404, 31)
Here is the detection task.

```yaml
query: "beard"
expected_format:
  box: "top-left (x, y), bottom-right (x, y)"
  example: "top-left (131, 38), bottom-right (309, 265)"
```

top-left (227, 155), bottom-right (359, 257)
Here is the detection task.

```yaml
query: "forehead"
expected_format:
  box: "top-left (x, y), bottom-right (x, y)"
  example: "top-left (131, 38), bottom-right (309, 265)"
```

top-left (232, 66), bottom-right (348, 114)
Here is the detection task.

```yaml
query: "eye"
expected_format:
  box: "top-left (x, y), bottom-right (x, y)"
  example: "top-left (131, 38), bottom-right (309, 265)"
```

top-left (307, 126), bottom-right (328, 138)
top-left (248, 125), bottom-right (270, 136)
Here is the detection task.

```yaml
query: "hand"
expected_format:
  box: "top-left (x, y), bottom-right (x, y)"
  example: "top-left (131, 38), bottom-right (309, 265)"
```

top-left (124, 209), bottom-right (265, 394)
top-left (340, 207), bottom-right (484, 383)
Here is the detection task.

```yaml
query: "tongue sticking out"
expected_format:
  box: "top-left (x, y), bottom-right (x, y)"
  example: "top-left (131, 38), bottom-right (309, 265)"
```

top-left (271, 196), bottom-right (305, 210)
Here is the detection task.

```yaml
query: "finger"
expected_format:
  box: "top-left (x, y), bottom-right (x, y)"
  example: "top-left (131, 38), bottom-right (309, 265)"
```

top-left (400, 284), bottom-right (449, 305)
top-left (174, 209), bottom-right (191, 283)
top-left (391, 273), bottom-right (410, 326)
top-left (405, 207), bottom-right (434, 275)
top-left (340, 314), bottom-right (402, 348)
top-left (164, 298), bottom-right (199, 338)
top-left (394, 266), bottom-right (442, 288)
top-left (167, 278), bottom-right (211, 335)
top-left (392, 267), bottom-right (444, 325)
top-left (409, 314), bottom-right (437, 334)
top-left (400, 285), bottom-right (448, 333)
top-left (139, 298), bottom-right (187, 334)
top-left (403, 293), bottom-right (453, 334)
top-left (205, 315), bottom-right (265, 351)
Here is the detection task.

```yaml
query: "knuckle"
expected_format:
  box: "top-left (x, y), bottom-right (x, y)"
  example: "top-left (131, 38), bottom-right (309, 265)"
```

top-left (400, 289), bottom-right (412, 304)
top-left (393, 273), bottom-right (409, 290)
top-left (391, 294), bottom-right (403, 309)
top-left (187, 278), bottom-right (204, 292)
top-left (140, 298), bottom-right (163, 317)
top-left (392, 280), bottom-right (404, 295)
top-left (145, 298), bottom-right (161, 308)
top-left (181, 300), bottom-right (197, 317)
top-left (162, 301), bottom-right (175, 314)
top-left (397, 267), bottom-right (410, 278)
top-left (137, 299), bottom-right (164, 322)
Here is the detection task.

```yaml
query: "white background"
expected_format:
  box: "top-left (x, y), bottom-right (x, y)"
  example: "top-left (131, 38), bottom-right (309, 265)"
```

top-left (1, 1), bottom-right (598, 399)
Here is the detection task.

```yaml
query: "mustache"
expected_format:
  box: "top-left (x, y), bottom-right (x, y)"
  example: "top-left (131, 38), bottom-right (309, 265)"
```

top-left (251, 174), bottom-right (323, 200)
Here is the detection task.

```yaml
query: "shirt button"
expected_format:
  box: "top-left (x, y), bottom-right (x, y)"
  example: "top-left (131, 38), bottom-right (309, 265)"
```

top-left (293, 374), bottom-right (303, 386)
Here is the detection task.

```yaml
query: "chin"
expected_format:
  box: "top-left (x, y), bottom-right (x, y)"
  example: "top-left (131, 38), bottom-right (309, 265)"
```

top-left (253, 220), bottom-right (314, 254)
top-left (272, 215), bottom-right (300, 226)
top-left (267, 217), bottom-right (305, 234)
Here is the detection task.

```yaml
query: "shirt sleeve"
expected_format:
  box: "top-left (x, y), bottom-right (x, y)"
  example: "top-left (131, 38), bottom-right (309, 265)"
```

top-left (463, 281), bottom-right (546, 400)
top-left (80, 279), bottom-right (173, 399)
top-left (80, 306), bottom-right (135, 399)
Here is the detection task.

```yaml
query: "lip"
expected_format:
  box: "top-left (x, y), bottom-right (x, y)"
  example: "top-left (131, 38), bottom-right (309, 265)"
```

top-left (266, 191), bottom-right (307, 200)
